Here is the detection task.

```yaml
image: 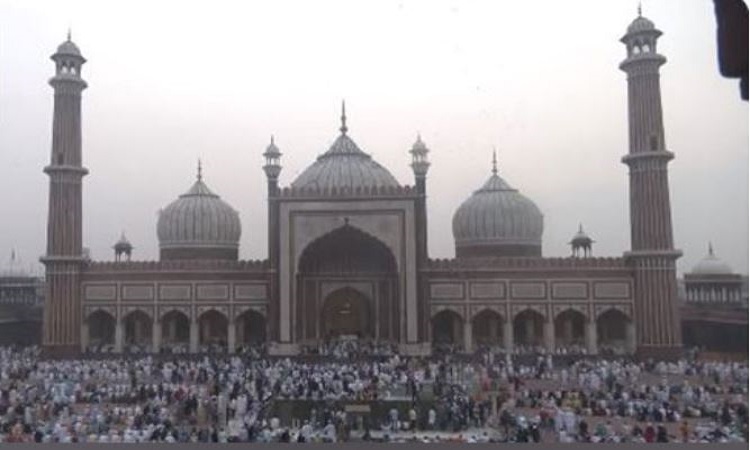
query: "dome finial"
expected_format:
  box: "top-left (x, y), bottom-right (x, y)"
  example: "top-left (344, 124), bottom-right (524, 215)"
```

top-left (67, 27), bottom-right (72, 42)
top-left (637, 1), bottom-right (642, 17)
top-left (340, 100), bottom-right (348, 135)
top-left (708, 241), bottom-right (714, 256)
top-left (578, 223), bottom-right (584, 233)
top-left (491, 148), bottom-right (498, 176)
top-left (197, 158), bottom-right (203, 181)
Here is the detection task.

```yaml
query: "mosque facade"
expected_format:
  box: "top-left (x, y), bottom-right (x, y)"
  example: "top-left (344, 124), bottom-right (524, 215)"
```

top-left (0, 259), bottom-right (43, 346)
top-left (42, 14), bottom-right (690, 358)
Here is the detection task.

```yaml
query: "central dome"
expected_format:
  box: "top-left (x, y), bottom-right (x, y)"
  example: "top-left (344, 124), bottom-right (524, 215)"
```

top-left (157, 167), bottom-right (241, 261)
top-left (291, 106), bottom-right (400, 191)
top-left (452, 155), bottom-right (544, 258)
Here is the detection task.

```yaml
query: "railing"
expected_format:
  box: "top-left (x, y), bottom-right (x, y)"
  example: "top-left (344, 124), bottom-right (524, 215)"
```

top-left (85, 259), bottom-right (271, 272)
top-left (426, 256), bottom-right (627, 270)
top-left (278, 184), bottom-right (417, 199)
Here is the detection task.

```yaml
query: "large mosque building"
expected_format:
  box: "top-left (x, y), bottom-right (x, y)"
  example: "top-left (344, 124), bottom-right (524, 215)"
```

top-left (41, 13), bottom-right (699, 358)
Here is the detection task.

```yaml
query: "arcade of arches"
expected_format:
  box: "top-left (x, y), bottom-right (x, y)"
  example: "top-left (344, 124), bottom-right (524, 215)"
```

top-left (295, 225), bottom-right (400, 343)
top-left (82, 308), bottom-right (266, 353)
top-left (430, 307), bottom-right (636, 354)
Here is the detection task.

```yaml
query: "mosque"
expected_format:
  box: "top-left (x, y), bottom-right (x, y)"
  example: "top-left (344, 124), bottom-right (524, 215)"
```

top-left (40, 13), bottom-right (730, 358)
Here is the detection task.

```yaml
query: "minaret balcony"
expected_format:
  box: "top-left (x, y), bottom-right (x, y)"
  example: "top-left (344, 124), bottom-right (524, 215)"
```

top-left (43, 165), bottom-right (89, 176)
top-left (48, 75), bottom-right (87, 88)
top-left (621, 150), bottom-right (674, 164)
top-left (619, 53), bottom-right (666, 71)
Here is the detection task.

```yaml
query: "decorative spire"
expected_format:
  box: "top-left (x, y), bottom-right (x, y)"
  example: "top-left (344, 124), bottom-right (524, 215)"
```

top-left (708, 241), bottom-right (714, 257)
top-left (67, 27), bottom-right (72, 41)
top-left (491, 148), bottom-right (498, 176)
top-left (197, 159), bottom-right (203, 181)
top-left (411, 133), bottom-right (428, 153)
top-left (637, 1), bottom-right (642, 17)
top-left (263, 135), bottom-right (282, 180)
top-left (265, 135), bottom-right (281, 156)
top-left (578, 223), bottom-right (584, 233)
top-left (340, 100), bottom-right (348, 135)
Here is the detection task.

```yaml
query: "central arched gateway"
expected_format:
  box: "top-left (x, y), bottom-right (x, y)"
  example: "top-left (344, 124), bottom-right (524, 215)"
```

top-left (87, 310), bottom-right (115, 350)
top-left (321, 287), bottom-right (372, 338)
top-left (296, 224), bottom-right (399, 343)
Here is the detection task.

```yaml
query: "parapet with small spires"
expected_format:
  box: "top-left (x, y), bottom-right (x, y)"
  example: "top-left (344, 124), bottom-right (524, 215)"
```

top-left (277, 184), bottom-right (418, 199)
top-left (84, 258), bottom-right (270, 273)
top-left (426, 256), bottom-right (627, 271)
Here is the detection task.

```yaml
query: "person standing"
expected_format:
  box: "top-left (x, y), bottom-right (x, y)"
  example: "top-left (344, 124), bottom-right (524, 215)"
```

top-left (389, 407), bottom-right (399, 432)
top-left (427, 408), bottom-right (436, 431)
top-left (644, 423), bottom-right (655, 443)
top-left (656, 425), bottom-right (669, 443)
top-left (679, 420), bottom-right (690, 443)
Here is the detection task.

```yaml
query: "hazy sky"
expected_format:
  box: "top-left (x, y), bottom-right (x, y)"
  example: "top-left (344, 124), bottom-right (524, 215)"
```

top-left (0, 0), bottom-right (747, 277)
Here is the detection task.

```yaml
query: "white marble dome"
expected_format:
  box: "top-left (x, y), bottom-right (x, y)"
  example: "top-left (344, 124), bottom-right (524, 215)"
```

top-left (157, 173), bottom-right (241, 260)
top-left (452, 163), bottom-right (543, 257)
top-left (291, 116), bottom-right (399, 191)
top-left (691, 245), bottom-right (733, 275)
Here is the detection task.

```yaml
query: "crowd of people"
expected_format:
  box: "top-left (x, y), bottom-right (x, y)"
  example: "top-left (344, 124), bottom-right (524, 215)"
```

top-left (300, 337), bottom-right (398, 360)
top-left (0, 345), bottom-right (746, 443)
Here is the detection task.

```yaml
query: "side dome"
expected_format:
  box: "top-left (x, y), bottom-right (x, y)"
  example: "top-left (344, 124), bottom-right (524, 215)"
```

top-left (157, 167), bottom-right (241, 260)
top-left (291, 105), bottom-right (400, 192)
top-left (452, 156), bottom-right (543, 258)
top-left (691, 244), bottom-right (733, 275)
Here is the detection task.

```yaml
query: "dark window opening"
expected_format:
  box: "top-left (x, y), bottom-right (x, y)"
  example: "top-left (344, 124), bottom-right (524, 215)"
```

top-left (649, 134), bottom-right (659, 151)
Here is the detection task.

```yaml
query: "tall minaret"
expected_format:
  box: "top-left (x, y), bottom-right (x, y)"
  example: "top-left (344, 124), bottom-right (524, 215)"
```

top-left (263, 135), bottom-right (282, 342)
top-left (620, 10), bottom-right (682, 357)
top-left (410, 134), bottom-right (430, 340)
top-left (40, 32), bottom-right (88, 356)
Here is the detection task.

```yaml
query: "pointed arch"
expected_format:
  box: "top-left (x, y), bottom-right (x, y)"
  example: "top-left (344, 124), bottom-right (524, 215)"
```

top-left (122, 310), bottom-right (152, 350)
top-left (554, 309), bottom-right (586, 348)
top-left (596, 308), bottom-right (632, 352)
top-left (431, 309), bottom-right (463, 347)
top-left (161, 310), bottom-right (190, 347)
top-left (513, 308), bottom-right (545, 347)
top-left (298, 224), bottom-right (397, 274)
top-left (235, 309), bottom-right (266, 346)
top-left (86, 309), bottom-right (116, 348)
top-left (198, 309), bottom-right (228, 351)
top-left (471, 308), bottom-right (504, 347)
top-left (295, 223), bottom-right (400, 343)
